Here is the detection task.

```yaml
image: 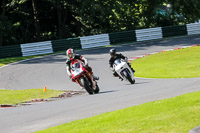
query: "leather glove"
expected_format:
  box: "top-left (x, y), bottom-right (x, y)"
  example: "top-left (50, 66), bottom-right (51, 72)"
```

top-left (124, 58), bottom-right (128, 62)
top-left (85, 64), bottom-right (89, 68)
top-left (69, 74), bottom-right (72, 79)
top-left (110, 67), bottom-right (115, 72)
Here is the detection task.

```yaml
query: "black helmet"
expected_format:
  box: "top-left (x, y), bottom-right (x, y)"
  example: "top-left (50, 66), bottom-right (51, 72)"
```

top-left (109, 48), bottom-right (116, 57)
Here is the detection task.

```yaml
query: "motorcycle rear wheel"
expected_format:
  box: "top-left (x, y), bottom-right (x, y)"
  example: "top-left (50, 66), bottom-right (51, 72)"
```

top-left (94, 83), bottom-right (100, 93)
top-left (80, 77), bottom-right (94, 95)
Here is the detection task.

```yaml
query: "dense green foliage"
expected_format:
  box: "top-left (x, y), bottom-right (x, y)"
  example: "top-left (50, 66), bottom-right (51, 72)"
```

top-left (1, 0), bottom-right (200, 47)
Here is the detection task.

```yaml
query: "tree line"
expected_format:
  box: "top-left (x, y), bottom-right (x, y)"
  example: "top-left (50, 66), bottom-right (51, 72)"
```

top-left (0, 0), bottom-right (200, 47)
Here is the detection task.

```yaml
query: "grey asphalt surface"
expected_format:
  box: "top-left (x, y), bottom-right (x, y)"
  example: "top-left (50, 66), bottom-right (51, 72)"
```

top-left (189, 126), bottom-right (200, 133)
top-left (0, 35), bottom-right (200, 133)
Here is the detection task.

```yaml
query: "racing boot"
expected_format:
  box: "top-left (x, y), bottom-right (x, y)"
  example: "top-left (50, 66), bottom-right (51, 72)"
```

top-left (119, 76), bottom-right (123, 81)
top-left (92, 74), bottom-right (99, 80)
top-left (131, 68), bottom-right (135, 73)
top-left (128, 63), bottom-right (135, 73)
top-left (80, 86), bottom-right (84, 89)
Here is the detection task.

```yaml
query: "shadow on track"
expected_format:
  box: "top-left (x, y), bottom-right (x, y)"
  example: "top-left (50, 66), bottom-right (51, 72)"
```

top-left (123, 81), bottom-right (149, 86)
top-left (98, 90), bottom-right (118, 94)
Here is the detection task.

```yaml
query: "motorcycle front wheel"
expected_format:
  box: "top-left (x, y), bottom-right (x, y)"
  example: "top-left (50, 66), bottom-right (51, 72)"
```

top-left (124, 70), bottom-right (135, 84)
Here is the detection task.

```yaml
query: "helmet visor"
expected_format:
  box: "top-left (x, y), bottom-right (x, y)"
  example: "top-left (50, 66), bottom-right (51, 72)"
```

top-left (68, 53), bottom-right (74, 58)
top-left (110, 52), bottom-right (116, 57)
top-left (67, 49), bottom-right (75, 58)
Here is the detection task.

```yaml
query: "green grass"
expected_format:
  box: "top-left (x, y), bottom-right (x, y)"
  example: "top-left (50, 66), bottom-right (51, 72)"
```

top-left (0, 56), bottom-right (41, 67)
top-left (0, 89), bottom-right (63, 105)
top-left (0, 50), bottom-right (67, 67)
top-left (35, 91), bottom-right (200, 133)
top-left (131, 46), bottom-right (200, 78)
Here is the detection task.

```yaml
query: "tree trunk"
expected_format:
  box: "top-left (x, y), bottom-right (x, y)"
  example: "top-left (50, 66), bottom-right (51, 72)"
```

top-left (1, 0), bottom-right (5, 16)
top-left (76, 0), bottom-right (82, 36)
top-left (71, 0), bottom-right (82, 37)
top-left (56, 0), bottom-right (65, 39)
top-left (0, 0), bottom-right (6, 47)
top-left (0, 37), bottom-right (2, 47)
top-left (32, 0), bottom-right (40, 41)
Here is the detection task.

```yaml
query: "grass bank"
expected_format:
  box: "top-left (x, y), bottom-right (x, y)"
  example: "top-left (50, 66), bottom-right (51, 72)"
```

top-left (0, 89), bottom-right (63, 105)
top-left (36, 91), bottom-right (200, 133)
top-left (131, 46), bottom-right (200, 78)
top-left (0, 56), bottom-right (40, 67)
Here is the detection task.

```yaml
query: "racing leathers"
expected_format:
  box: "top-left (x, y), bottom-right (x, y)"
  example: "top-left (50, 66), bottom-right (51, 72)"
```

top-left (109, 53), bottom-right (135, 78)
top-left (66, 54), bottom-right (98, 82)
top-left (66, 54), bottom-right (90, 79)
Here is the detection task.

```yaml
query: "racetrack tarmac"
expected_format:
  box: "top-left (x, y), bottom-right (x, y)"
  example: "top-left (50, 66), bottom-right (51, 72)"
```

top-left (0, 35), bottom-right (200, 133)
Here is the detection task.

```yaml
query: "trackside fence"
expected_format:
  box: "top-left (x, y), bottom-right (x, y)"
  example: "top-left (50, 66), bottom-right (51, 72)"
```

top-left (80, 34), bottom-right (110, 49)
top-left (186, 23), bottom-right (200, 35)
top-left (20, 41), bottom-right (53, 56)
top-left (162, 25), bottom-right (187, 37)
top-left (136, 27), bottom-right (162, 41)
top-left (52, 38), bottom-right (81, 52)
top-left (0, 45), bottom-right (22, 59)
top-left (0, 22), bottom-right (200, 59)
top-left (109, 30), bottom-right (136, 44)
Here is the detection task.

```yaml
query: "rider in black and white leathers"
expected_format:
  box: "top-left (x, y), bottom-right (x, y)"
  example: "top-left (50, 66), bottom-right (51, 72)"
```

top-left (109, 48), bottom-right (135, 78)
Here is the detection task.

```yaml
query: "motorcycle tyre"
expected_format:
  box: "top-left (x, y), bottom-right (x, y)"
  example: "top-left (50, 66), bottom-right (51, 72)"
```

top-left (94, 83), bottom-right (100, 94)
top-left (124, 70), bottom-right (135, 84)
top-left (80, 77), bottom-right (94, 95)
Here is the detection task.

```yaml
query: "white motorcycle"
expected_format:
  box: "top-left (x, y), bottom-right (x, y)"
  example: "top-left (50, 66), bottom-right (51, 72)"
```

top-left (113, 58), bottom-right (135, 84)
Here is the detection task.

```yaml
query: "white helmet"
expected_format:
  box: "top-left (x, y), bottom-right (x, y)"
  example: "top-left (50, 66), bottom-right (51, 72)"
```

top-left (66, 48), bottom-right (75, 59)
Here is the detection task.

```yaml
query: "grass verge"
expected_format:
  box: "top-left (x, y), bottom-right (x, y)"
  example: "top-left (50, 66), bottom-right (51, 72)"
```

top-left (0, 89), bottom-right (63, 105)
top-left (131, 46), bottom-right (200, 78)
top-left (35, 91), bottom-right (200, 133)
top-left (0, 56), bottom-right (41, 67)
top-left (0, 50), bottom-right (67, 67)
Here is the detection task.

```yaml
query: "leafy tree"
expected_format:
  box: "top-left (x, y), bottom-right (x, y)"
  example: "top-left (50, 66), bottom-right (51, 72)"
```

top-left (0, 0), bottom-right (200, 47)
top-left (168, 0), bottom-right (200, 23)
top-left (0, 0), bottom-right (14, 46)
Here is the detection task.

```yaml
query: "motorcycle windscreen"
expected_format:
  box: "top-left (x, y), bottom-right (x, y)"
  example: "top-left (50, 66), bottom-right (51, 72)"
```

top-left (114, 58), bottom-right (121, 65)
top-left (120, 69), bottom-right (131, 77)
top-left (71, 63), bottom-right (84, 77)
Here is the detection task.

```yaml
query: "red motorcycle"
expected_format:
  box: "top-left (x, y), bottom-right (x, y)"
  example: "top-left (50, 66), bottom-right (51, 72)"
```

top-left (71, 61), bottom-right (100, 95)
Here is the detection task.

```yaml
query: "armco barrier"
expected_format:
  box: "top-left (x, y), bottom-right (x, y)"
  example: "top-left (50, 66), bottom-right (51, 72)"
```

top-left (162, 25), bottom-right (187, 37)
top-left (80, 34), bottom-right (110, 49)
top-left (136, 27), bottom-right (162, 41)
top-left (52, 38), bottom-right (81, 52)
top-left (0, 23), bottom-right (199, 59)
top-left (21, 41), bottom-right (53, 56)
top-left (186, 23), bottom-right (200, 35)
top-left (109, 30), bottom-right (136, 44)
top-left (0, 45), bottom-right (22, 58)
